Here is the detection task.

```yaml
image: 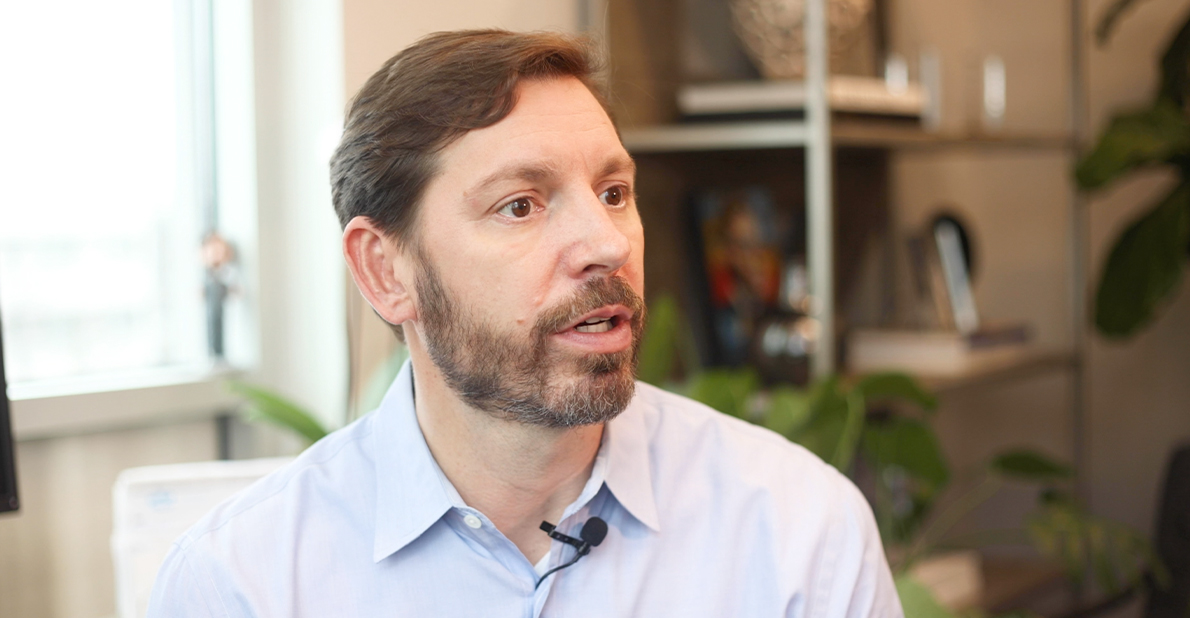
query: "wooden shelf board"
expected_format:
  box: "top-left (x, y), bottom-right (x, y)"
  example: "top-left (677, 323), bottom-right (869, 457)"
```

top-left (622, 118), bottom-right (1072, 153)
top-left (981, 556), bottom-right (1068, 612)
top-left (919, 349), bottom-right (1077, 393)
top-left (844, 348), bottom-right (1075, 393)
top-left (833, 120), bottom-right (1073, 149)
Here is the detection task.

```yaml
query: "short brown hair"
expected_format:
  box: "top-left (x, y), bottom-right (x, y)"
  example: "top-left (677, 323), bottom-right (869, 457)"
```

top-left (330, 29), bottom-right (610, 245)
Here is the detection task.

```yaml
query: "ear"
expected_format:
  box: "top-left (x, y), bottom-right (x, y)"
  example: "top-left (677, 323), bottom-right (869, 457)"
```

top-left (342, 217), bottom-right (417, 327)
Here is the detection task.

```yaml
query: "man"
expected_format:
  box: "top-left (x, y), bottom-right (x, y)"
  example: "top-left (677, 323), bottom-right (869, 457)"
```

top-left (148, 30), bottom-right (901, 617)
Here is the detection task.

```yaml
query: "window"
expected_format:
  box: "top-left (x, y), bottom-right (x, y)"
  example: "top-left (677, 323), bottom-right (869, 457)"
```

top-left (0, 0), bottom-right (217, 390)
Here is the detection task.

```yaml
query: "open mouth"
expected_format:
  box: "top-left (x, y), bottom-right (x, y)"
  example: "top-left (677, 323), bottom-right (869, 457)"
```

top-left (562, 305), bottom-right (633, 336)
top-left (574, 315), bottom-right (618, 334)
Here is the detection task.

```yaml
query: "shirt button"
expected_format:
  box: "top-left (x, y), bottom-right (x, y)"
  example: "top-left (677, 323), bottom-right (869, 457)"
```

top-left (463, 514), bottom-right (482, 529)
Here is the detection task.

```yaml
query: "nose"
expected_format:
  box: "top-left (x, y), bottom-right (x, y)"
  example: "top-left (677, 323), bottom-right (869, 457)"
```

top-left (558, 190), bottom-right (634, 279)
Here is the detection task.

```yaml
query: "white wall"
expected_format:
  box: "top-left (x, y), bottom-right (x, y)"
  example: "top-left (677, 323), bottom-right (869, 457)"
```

top-left (251, 0), bottom-right (348, 431)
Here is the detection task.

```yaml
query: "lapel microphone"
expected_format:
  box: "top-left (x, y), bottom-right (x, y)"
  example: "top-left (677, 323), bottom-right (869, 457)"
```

top-left (534, 517), bottom-right (608, 589)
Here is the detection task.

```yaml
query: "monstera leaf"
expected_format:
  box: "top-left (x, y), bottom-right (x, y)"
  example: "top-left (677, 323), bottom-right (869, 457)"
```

top-left (1075, 100), bottom-right (1190, 189)
top-left (685, 368), bottom-right (760, 420)
top-left (637, 295), bottom-right (682, 386)
top-left (864, 417), bottom-right (949, 490)
top-left (1094, 182), bottom-right (1190, 338)
top-left (854, 372), bottom-right (938, 414)
top-left (787, 378), bottom-right (866, 471)
top-left (990, 449), bottom-right (1076, 482)
top-left (1080, 4), bottom-right (1190, 338)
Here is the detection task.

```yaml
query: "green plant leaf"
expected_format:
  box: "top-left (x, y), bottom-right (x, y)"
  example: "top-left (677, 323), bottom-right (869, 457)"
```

top-left (1075, 100), bottom-right (1190, 190)
top-left (637, 294), bottom-right (681, 386)
top-left (830, 390), bottom-right (867, 471)
top-left (1094, 0), bottom-right (1147, 45)
top-left (1159, 8), bottom-right (1190, 106)
top-left (894, 575), bottom-right (959, 618)
top-left (990, 449), bottom-right (1075, 482)
top-left (789, 377), bottom-right (853, 467)
top-left (1094, 182), bottom-right (1190, 338)
top-left (863, 417), bottom-right (950, 489)
top-left (685, 368), bottom-right (760, 419)
top-left (762, 386), bottom-right (812, 438)
top-left (227, 381), bottom-right (331, 444)
top-left (854, 372), bottom-right (938, 413)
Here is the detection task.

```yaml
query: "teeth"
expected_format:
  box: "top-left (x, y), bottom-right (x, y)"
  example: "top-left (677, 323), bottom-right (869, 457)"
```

top-left (584, 317), bottom-right (604, 324)
top-left (575, 319), bottom-right (613, 333)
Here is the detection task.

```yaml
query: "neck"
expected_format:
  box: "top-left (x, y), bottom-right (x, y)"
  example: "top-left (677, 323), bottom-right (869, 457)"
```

top-left (407, 346), bottom-right (603, 563)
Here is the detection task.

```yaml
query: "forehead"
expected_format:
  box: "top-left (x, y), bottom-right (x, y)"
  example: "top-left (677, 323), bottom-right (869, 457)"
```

top-left (431, 76), bottom-right (627, 187)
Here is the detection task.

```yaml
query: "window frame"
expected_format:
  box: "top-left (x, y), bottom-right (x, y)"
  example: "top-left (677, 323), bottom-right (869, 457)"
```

top-left (7, 0), bottom-right (271, 441)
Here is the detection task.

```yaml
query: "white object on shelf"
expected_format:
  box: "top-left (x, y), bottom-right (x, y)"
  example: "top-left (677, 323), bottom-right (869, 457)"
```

top-left (847, 329), bottom-right (1031, 376)
top-left (909, 550), bottom-right (984, 610)
top-left (111, 457), bottom-right (293, 618)
top-left (677, 76), bottom-right (928, 118)
top-left (622, 119), bottom-right (810, 152)
top-left (934, 218), bottom-right (980, 335)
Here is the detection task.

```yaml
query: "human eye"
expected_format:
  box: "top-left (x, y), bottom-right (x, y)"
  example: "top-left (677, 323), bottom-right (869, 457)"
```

top-left (599, 184), bottom-right (631, 207)
top-left (496, 197), bottom-right (534, 218)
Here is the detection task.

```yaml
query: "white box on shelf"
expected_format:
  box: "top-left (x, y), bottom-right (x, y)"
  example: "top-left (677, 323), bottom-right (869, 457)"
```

top-left (678, 76), bottom-right (928, 118)
top-left (910, 550), bottom-right (984, 610)
top-left (847, 328), bottom-right (1031, 377)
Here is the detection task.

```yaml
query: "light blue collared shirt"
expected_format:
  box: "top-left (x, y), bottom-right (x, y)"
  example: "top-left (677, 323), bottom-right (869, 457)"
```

top-left (147, 361), bottom-right (901, 617)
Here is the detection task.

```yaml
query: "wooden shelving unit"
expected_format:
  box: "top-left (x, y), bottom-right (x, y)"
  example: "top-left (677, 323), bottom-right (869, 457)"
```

top-left (612, 0), bottom-right (1086, 403)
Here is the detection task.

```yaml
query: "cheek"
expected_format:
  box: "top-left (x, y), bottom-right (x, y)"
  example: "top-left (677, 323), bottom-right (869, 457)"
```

top-left (452, 238), bottom-right (556, 324)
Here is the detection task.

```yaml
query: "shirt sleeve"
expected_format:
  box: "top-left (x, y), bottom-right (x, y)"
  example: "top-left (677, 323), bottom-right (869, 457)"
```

top-left (799, 472), bottom-right (904, 618)
top-left (145, 543), bottom-right (229, 618)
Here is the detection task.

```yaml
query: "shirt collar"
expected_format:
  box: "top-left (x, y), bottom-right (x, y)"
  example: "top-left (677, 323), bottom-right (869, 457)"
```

top-left (372, 360), bottom-right (453, 563)
top-left (371, 360), bottom-right (661, 562)
top-left (601, 394), bottom-right (661, 532)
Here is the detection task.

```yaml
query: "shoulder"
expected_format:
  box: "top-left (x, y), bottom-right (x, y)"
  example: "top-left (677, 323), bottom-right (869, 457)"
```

top-left (176, 412), bottom-right (378, 553)
top-left (628, 383), bottom-right (900, 615)
top-left (631, 381), bottom-right (845, 494)
top-left (149, 415), bottom-right (380, 616)
top-left (629, 381), bottom-right (880, 560)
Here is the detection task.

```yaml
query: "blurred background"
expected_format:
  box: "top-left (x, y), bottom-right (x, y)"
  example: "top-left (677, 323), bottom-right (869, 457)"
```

top-left (0, 0), bottom-right (1187, 617)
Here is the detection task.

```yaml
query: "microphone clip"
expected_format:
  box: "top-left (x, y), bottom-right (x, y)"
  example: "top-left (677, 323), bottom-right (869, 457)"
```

top-left (540, 520), bottom-right (595, 555)
top-left (534, 517), bottom-right (609, 589)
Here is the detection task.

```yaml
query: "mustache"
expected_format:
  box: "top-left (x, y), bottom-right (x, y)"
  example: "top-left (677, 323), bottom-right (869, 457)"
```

top-left (533, 277), bottom-right (646, 338)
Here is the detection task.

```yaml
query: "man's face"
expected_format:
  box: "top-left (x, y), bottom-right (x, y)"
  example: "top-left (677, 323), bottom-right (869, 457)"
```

top-left (409, 76), bottom-right (646, 428)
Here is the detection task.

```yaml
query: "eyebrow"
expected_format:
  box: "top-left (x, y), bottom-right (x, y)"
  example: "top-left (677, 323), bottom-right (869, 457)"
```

top-left (465, 155), bottom-right (637, 198)
top-left (599, 155), bottom-right (637, 180)
top-left (466, 162), bottom-right (563, 198)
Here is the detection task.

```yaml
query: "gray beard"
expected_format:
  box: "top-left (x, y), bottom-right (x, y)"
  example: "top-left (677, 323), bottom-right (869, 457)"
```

top-left (413, 251), bottom-right (645, 428)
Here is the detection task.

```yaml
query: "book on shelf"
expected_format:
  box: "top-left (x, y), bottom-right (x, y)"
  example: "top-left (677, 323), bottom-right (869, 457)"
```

top-left (907, 215), bottom-right (980, 333)
top-left (677, 76), bottom-right (928, 119)
top-left (846, 324), bottom-right (1033, 377)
